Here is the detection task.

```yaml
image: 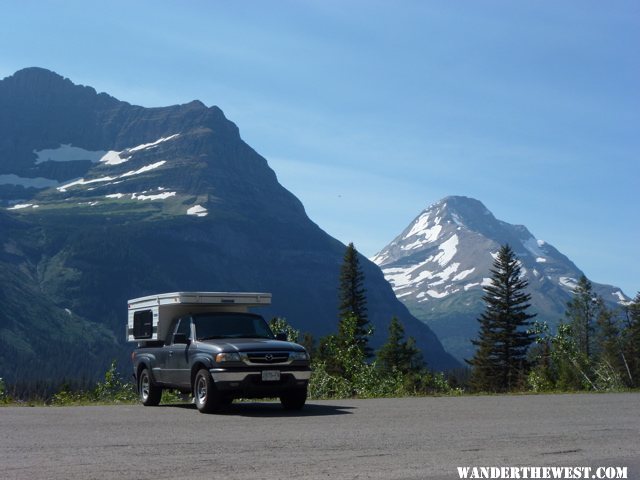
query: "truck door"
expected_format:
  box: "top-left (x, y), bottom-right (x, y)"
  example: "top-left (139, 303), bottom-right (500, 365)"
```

top-left (165, 316), bottom-right (192, 388)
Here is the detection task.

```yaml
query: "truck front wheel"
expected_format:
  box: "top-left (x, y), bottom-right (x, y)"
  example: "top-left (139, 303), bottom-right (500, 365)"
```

top-left (280, 388), bottom-right (307, 410)
top-left (139, 368), bottom-right (162, 406)
top-left (193, 369), bottom-right (221, 413)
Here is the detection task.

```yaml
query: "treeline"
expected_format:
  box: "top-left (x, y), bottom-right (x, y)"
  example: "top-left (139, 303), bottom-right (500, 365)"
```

top-left (3, 243), bottom-right (636, 404)
top-left (466, 244), bottom-right (640, 393)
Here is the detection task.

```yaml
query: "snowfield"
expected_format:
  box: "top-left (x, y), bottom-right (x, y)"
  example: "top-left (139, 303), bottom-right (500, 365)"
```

top-left (187, 204), bottom-right (208, 217)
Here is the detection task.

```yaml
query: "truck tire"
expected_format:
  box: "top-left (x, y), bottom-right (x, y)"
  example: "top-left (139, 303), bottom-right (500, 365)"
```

top-left (280, 388), bottom-right (307, 410)
top-left (139, 368), bottom-right (162, 406)
top-left (193, 369), bottom-right (221, 413)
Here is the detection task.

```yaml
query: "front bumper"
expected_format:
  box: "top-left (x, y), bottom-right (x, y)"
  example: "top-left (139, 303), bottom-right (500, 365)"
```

top-left (209, 368), bottom-right (311, 383)
top-left (209, 367), bottom-right (311, 398)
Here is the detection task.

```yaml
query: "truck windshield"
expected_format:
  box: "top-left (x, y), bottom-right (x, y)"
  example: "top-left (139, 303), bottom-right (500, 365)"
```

top-left (193, 313), bottom-right (275, 340)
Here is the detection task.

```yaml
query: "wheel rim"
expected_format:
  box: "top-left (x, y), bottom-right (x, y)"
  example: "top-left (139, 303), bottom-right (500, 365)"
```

top-left (140, 373), bottom-right (150, 401)
top-left (196, 375), bottom-right (207, 404)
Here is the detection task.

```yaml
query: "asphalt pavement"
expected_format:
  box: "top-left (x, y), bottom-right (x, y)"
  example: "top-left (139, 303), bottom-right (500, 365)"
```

top-left (1, 393), bottom-right (638, 479)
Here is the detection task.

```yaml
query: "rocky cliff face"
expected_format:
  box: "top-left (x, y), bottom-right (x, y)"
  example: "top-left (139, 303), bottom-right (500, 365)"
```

top-left (373, 196), bottom-right (630, 362)
top-left (0, 68), bottom-right (458, 383)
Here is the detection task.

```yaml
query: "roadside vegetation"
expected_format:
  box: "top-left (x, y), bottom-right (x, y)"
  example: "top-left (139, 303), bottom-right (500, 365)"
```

top-left (286, 243), bottom-right (460, 399)
top-left (466, 243), bottom-right (640, 394)
top-left (2, 242), bottom-right (638, 406)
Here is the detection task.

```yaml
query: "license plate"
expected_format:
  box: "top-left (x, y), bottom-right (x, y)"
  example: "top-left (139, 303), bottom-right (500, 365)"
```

top-left (262, 370), bottom-right (281, 382)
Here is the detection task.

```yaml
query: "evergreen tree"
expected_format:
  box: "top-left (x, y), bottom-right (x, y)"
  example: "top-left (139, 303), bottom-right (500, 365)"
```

top-left (623, 292), bottom-right (640, 387)
top-left (377, 317), bottom-right (423, 374)
top-left (467, 244), bottom-right (536, 392)
top-left (565, 275), bottom-right (598, 361)
top-left (338, 242), bottom-right (371, 356)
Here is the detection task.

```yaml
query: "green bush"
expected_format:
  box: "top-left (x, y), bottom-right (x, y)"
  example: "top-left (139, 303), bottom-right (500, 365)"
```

top-left (93, 360), bottom-right (137, 403)
top-left (269, 317), bottom-right (300, 342)
top-left (0, 377), bottom-right (10, 405)
top-left (308, 315), bottom-right (457, 399)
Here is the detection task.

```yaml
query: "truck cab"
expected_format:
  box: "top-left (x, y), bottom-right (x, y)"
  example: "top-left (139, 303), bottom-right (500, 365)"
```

top-left (128, 292), bottom-right (311, 413)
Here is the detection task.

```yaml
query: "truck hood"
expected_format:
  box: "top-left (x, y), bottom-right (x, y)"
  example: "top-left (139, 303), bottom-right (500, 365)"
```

top-left (197, 338), bottom-right (305, 352)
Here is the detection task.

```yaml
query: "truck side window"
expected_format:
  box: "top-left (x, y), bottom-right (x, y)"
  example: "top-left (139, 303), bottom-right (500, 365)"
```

top-left (133, 310), bottom-right (153, 339)
top-left (173, 317), bottom-right (192, 344)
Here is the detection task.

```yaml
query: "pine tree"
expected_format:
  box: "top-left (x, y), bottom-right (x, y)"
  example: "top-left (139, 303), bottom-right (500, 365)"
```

top-left (377, 317), bottom-right (423, 374)
top-left (338, 242), bottom-right (371, 356)
top-left (467, 244), bottom-right (536, 392)
top-left (623, 292), bottom-right (640, 387)
top-left (565, 275), bottom-right (597, 361)
top-left (593, 299), bottom-right (626, 389)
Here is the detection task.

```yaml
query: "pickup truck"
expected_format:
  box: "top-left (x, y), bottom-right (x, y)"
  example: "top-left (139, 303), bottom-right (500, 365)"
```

top-left (127, 292), bottom-right (311, 413)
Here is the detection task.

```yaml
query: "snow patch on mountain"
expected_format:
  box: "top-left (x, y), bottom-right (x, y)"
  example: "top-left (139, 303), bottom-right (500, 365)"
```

top-left (57, 176), bottom-right (116, 192)
top-left (187, 205), bottom-right (208, 217)
top-left (128, 134), bottom-right (180, 153)
top-left (613, 291), bottom-right (631, 305)
top-left (427, 289), bottom-right (449, 299)
top-left (56, 161), bottom-right (168, 193)
top-left (406, 214), bottom-right (442, 244)
top-left (100, 134), bottom-right (180, 165)
top-left (7, 203), bottom-right (39, 210)
top-left (0, 174), bottom-right (59, 188)
top-left (464, 282), bottom-right (480, 291)
top-left (34, 144), bottom-right (106, 164)
top-left (100, 151), bottom-right (128, 166)
top-left (382, 265), bottom-right (423, 289)
top-left (453, 267), bottom-right (475, 281)
top-left (132, 191), bottom-right (176, 201)
top-left (435, 235), bottom-right (458, 266)
top-left (121, 161), bottom-right (167, 177)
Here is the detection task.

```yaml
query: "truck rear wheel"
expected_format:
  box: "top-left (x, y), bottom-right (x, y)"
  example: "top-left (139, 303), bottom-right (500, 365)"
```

top-left (139, 368), bottom-right (162, 406)
top-left (280, 388), bottom-right (307, 410)
top-left (193, 369), bottom-right (221, 413)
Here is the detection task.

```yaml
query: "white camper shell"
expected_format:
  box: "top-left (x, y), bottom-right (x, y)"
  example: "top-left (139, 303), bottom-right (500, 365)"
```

top-left (126, 291), bottom-right (272, 343)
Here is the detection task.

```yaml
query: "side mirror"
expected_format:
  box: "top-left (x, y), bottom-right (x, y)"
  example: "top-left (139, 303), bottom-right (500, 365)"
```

top-left (275, 332), bottom-right (288, 341)
top-left (173, 333), bottom-right (191, 345)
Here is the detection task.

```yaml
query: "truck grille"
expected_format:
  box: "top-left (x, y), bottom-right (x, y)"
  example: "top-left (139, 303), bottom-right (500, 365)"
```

top-left (244, 352), bottom-right (290, 364)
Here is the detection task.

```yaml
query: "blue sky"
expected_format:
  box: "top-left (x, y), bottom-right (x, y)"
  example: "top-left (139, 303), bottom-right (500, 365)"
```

top-left (1, 1), bottom-right (638, 295)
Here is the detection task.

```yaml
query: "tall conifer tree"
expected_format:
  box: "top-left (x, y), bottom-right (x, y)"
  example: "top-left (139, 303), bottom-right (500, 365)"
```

top-left (624, 293), bottom-right (640, 387)
top-left (468, 244), bottom-right (536, 391)
top-left (338, 242), bottom-right (370, 355)
top-left (565, 275), bottom-right (598, 361)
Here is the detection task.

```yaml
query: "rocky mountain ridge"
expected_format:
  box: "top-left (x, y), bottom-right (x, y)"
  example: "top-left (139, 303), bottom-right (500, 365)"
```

top-left (0, 68), bottom-right (458, 384)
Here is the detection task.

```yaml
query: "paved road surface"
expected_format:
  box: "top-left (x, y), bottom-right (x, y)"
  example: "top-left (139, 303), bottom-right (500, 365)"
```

top-left (1, 393), bottom-right (638, 479)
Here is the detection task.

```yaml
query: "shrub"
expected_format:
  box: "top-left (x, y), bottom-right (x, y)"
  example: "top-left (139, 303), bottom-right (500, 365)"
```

top-left (0, 377), bottom-right (9, 405)
top-left (93, 360), bottom-right (137, 403)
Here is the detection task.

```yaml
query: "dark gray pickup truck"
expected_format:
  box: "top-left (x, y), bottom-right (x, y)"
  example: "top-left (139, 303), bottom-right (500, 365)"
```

top-left (132, 311), bottom-right (311, 413)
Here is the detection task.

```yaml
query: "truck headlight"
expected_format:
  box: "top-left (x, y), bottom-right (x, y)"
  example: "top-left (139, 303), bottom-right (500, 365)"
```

top-left (290, 351), bottom-right (309, 361)
top-left (216, 352), bottom-right (242, 363)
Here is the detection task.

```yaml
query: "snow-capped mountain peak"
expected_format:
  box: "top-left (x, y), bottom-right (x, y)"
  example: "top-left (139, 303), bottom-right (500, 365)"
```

top-left (372, 196), bottom-right (630, 361)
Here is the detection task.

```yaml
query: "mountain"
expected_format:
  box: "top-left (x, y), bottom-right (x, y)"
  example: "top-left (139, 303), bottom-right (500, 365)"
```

top-left (372, 196), bottom-right (630, 362)
top-left (0, 68), bottom-right (458, 385)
